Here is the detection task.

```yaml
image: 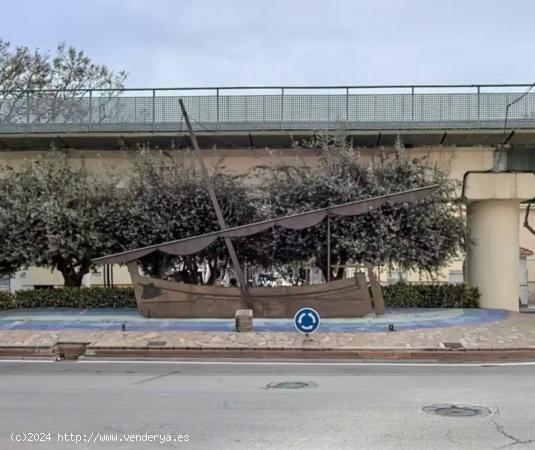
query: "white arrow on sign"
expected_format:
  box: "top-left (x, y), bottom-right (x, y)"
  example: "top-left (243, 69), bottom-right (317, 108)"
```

top-left (298, 312), bottom-right (316, 330)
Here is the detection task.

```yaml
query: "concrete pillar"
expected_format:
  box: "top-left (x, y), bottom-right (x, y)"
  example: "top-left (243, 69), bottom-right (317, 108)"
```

top-left (464, 172), bottom-right (535, 311)
top-left (467, 200), bottom-right (519, 311)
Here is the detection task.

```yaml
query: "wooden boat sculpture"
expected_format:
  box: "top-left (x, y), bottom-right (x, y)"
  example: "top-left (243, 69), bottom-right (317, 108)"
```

top-left (93, 185), bottom-right (438, 319)
top-left (125, 264), bottom-right (373, 319)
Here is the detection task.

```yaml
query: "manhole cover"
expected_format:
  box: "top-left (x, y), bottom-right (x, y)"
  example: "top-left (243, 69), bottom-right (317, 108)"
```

top-left (266, 381), bottom-right (317, 390)
top-left (422, 404), bottom-right (491, 417)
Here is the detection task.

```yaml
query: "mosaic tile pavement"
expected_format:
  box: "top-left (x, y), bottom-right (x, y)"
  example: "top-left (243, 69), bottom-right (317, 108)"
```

top-left (0, 308), bottom-right (508, 332)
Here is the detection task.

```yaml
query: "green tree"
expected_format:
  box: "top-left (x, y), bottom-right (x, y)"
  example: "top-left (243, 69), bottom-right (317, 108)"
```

top-left (106, 149), bottom-right (259, 284)
top-left (255, 133), bottom-right (466, 279)
top-left (0, 151), bottom-right (118, 286)
top-left (0, 39), bottom-right (127, 124)
top-left (0, 139), bottom-right (465, 288)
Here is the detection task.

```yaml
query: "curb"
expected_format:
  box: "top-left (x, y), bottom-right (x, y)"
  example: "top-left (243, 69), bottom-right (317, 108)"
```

top-left (84, 347), bottom-right (535, 361)
top-left (3, 344), bottom-right (535, 361)
top-left (0, 345), bottom-right (56, 358)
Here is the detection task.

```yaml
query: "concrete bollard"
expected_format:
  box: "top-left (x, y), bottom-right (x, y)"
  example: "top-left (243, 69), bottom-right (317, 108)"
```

top-left (235, 309), bottom-right (253, 332)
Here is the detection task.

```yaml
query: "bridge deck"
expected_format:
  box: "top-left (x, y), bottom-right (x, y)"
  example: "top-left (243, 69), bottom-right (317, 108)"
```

top-left (2, 85), bottom-right (535, 148)
top-left (1, 129), bottom-right (534, 150)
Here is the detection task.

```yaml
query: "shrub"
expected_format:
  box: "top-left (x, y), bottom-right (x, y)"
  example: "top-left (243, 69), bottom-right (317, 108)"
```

top-left (0, 290), bottom-right (14, 310)
top-left (383, 282), bottom-right (480, 308)
top-left (0, 283), bottom-right (479, 310)
top-left (5, 287), bottom-right (135, 309)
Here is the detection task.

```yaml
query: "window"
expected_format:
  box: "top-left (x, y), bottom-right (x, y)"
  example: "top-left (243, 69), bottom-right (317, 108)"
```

top-left (388, 270), bottom-right (404, 285)
top-left (448, 270), bottom-right (464, 284)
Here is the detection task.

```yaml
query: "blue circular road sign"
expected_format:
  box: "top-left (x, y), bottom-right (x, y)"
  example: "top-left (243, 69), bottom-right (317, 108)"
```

top-left (294, 307), bottom-right (321, 334)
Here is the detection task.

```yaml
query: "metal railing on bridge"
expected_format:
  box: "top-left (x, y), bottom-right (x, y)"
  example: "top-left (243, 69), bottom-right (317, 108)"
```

top-left (0, 84), bottom-right (534, 134)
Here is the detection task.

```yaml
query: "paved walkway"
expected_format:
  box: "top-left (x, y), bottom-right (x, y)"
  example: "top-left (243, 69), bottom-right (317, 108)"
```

top-left (0, 309), bottom-right (535, 351)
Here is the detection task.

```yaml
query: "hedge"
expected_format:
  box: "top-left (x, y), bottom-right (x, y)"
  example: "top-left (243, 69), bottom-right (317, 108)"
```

top-left (0, 282), bottom-right (478, 310)
top-left (383, 282), bottom-right (480, 308)
top-left (0, 290), bottom-right (14, 310)
top-left (0, 287), bottom-right (135, 310)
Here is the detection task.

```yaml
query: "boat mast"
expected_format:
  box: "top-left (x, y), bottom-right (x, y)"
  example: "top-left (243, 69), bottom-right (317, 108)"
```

top-left (178, 100), bottom-right (250, 302)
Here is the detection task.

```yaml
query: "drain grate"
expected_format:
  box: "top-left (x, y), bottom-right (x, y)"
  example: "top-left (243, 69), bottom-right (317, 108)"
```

top-left (147, 341), bottom-right (167, 347)
top-left (422, 404), bottom-right (491, 417)
top-left (266, 381), bottom-right (317, 390)
top-left (442, 342), bottom-right (464, 350)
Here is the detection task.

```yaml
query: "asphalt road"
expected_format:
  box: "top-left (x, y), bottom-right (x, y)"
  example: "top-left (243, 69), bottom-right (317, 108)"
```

top-left (1, 359), bottom-right (535, 450)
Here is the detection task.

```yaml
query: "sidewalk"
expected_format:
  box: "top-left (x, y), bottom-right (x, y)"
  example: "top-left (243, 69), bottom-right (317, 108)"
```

top-left (1, 310), bottom-right (535, 361)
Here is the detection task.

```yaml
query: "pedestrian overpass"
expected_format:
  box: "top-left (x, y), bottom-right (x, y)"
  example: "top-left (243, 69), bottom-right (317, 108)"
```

top-left (2, 84), bottom-right (535, 151)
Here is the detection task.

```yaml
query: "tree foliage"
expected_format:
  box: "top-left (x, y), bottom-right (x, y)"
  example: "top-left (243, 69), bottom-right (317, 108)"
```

top-left (0, 151), bottom-right (117, 286)
top-left (255, 133), bottom-right (466, 279)
top-left (105, 149), bottom-right (260, 283)
top-left (0, 149), bottom-right (258, 287)
top-left (0, 134), bottom-right (466, 286)
top-left (0, 40), bottom-right (127, 123)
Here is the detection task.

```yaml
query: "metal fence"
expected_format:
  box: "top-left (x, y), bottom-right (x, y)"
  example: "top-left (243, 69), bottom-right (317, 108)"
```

top-left (1, 84), bottom-right (535, 133)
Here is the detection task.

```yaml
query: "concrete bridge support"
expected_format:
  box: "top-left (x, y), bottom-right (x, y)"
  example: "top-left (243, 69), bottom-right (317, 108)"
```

top-left (465, 172), bottom-right (535, 311)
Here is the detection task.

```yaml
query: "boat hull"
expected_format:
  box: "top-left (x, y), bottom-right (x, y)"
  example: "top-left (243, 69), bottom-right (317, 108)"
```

top-left (129, 269), bottom-right (378, 318)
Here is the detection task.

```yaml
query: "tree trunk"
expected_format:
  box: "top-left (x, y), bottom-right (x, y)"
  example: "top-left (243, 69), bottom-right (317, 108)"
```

top-left (206, 259), bottom-right (218, 285)
top-left (178, 256), bottom-right (199, 284)
top-left (60, 269), bottom-right (86, 287)
top-left (318, 262), bottom-right (328, 283)
top-left (333, 266), bottom-right (345, 280)
top-left (318, 261), bottom-right (346, 282)
top-left (57, 261), bottom-right (90, 288)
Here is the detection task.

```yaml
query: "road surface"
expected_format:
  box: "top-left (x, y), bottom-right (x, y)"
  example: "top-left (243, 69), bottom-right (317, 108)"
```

top-left (1, 359), bottom-right (535, 449)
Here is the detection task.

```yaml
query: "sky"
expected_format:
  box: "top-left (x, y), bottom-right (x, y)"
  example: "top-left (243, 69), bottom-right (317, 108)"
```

top-left (1, 0), bottom-right (534, 88)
